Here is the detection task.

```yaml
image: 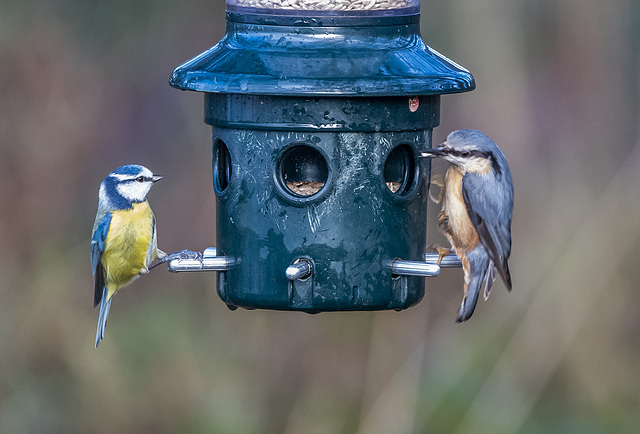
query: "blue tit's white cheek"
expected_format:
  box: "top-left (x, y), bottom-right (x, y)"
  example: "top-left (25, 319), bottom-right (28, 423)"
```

top-left (116, 181), bottom-right (152, 202)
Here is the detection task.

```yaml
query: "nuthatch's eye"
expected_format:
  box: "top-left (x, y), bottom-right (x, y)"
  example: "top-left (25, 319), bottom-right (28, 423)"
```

top-left (460, 150), bottom-right (471, 157)
top-left (136, 176), bottom-right (145, 182)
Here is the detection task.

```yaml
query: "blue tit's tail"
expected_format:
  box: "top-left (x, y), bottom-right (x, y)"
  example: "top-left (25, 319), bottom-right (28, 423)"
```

top-left (95, 287), bottom-right (112, 348)
top-left (456, 247), bottom-right (491, 323)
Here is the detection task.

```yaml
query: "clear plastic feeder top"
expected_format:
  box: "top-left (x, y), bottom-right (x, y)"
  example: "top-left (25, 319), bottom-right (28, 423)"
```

top-left (226, 0), bottom-right (420, 16)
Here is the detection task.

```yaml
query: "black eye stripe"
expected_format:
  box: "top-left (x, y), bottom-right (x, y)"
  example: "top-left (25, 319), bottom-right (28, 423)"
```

top-left (123, 176), bottom-right (150, 183)
top-left (442, 147), bottom-right (502, 175)
top-left (444, 148), bottom-right (492, 160)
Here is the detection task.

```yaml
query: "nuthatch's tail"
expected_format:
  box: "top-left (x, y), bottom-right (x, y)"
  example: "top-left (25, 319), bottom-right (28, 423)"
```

top-left (95, 287), bottom-right (112, 348)
top-left (456, 247), bottom-right (491, 323)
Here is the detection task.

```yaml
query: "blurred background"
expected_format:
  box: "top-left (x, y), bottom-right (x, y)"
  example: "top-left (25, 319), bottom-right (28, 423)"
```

top-left (1, 0), bottom-right (639, 432)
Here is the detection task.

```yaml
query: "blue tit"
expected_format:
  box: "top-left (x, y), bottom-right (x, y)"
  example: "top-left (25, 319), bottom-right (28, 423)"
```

top-left (421, 129), bottom-right (513, 322)
top-left (91, 164), bottom-right (165, 347)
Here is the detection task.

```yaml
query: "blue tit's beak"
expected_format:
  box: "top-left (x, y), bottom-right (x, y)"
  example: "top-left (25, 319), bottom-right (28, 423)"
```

top-left (420, 147), bottom-right (446, 158)
top-left (152, 175), bottom-right (163, 182)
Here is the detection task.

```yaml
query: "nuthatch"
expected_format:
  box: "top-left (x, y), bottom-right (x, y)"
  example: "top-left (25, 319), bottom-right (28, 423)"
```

top-left (421, 129), bottom-right (513, 322)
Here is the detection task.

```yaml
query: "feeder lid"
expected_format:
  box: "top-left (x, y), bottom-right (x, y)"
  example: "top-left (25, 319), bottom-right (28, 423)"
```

top-left (170, 4), bottom-right (475, 97)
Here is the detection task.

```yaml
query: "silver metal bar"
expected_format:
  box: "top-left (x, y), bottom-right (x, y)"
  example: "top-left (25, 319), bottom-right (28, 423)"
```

top-left (203, 247), bottom-right (218, 258)
top-left (168, 247), bottom-right (234, 272)
top-left (286, 259), bottom-right (312, 280)
top-left (391, 259), bottom-right (440, 277)
top-left (423, 253), bottom-right (462, 268)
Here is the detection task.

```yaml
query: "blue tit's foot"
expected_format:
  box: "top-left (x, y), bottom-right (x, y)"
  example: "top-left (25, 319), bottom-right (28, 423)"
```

top-left (166, 249), bottom-right (203, 261)
top-left (148, 249), bottom-right (202, 271)
top-left (165, 249), bottom-right (203, 274)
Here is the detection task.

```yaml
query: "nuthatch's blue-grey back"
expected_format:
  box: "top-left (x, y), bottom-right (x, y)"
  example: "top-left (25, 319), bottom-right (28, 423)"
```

top-left (91, 164), bottom-right (165, 347)
top-left (421, 129), bottom-right (513, 322)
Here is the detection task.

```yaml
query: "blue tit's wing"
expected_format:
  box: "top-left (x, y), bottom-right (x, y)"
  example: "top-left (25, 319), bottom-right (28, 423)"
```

top-left (461, 172), bottom-right (512, 290)
top-left (91, 212), bottom-right (112, 308)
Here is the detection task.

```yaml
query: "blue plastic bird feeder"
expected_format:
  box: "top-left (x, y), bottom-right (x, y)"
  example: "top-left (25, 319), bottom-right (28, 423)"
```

top-left (168, 0), bottom-right (473, 312)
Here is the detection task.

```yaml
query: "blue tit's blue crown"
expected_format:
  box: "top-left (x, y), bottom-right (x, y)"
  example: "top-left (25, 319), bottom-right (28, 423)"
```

top-left (110, 164), bottom-right (145, 177)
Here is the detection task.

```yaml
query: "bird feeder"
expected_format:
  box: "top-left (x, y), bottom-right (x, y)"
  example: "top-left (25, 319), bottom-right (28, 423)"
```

top-left (168, 0), bottom-right (474, 312)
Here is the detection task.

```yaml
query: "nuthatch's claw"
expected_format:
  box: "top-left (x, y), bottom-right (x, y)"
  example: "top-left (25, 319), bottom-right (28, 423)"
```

top-left (426, 244), bottom-right (454, 265)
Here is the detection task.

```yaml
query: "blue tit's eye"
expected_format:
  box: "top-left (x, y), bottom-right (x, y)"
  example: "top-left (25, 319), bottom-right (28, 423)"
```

top-left (136, 176), bottom-right (145, 182)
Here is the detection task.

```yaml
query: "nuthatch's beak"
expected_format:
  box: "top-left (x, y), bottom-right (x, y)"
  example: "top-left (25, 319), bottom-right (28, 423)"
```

top-left (420, 147), bottom-right (446, 158)
top-left (152, 175), bottom-right (163, 182)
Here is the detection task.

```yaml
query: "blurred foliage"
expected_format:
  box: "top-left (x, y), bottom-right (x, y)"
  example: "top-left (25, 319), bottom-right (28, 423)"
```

top-left (1, 0), bottom-right (639, 432)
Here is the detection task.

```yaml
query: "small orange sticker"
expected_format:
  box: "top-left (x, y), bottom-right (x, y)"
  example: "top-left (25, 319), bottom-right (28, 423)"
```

top-left (409, 97), bottom-right (419, 112)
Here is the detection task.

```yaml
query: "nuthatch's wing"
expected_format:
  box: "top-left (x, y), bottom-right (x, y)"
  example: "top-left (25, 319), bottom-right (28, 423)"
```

top-left (457, 246), bottom-right (491, 322)
top-left (461, 172), bottom-right (512, 290)
top-left (91, 212), bottom-right (112, 307)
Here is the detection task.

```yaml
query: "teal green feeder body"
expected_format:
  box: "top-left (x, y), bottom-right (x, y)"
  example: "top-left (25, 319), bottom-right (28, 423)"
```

top-left (170, 1), bottom-right (474, 312)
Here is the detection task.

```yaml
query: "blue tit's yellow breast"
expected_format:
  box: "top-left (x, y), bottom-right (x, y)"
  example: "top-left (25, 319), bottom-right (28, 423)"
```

top-left (102, 201), bottom-right (157, 298)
